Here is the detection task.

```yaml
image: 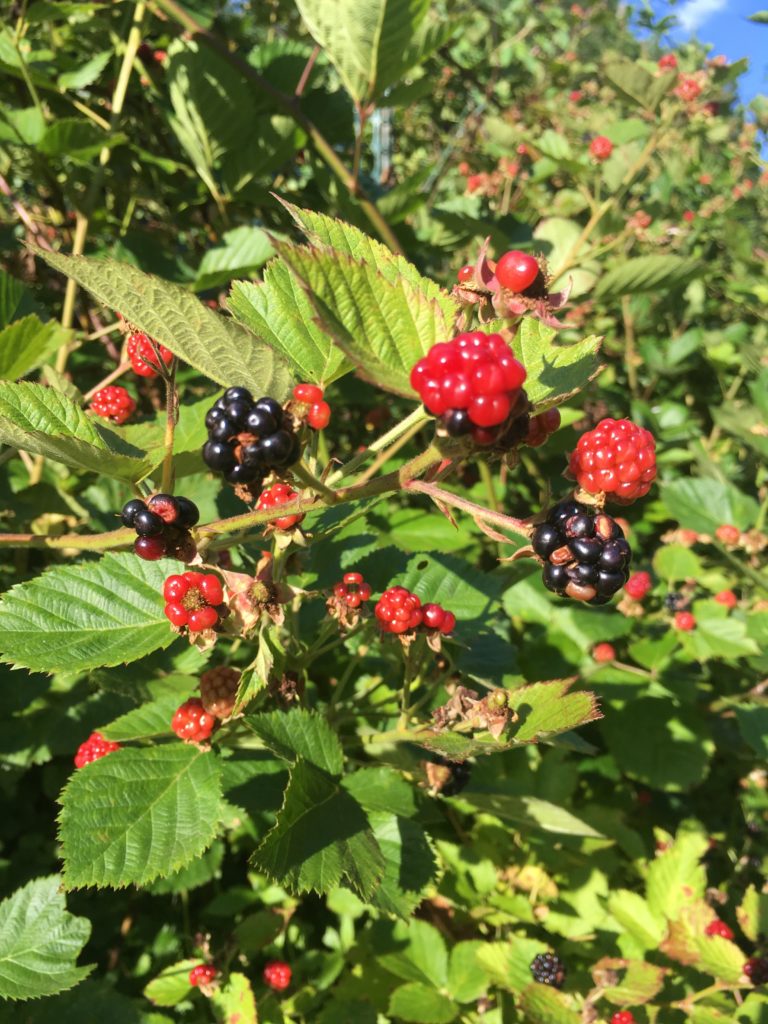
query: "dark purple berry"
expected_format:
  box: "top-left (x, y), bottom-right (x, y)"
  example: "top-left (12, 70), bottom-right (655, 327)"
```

top-left (565, 514), bottom-right (593, 538)
top-left (444, 409), bottom-right (473, 436)
top-left (224, 400), bottom-right (251, 429)
top-left (225, 463), bottom-right (261, 486)
top-left (203, 440), bottom-right (236, 472)
top-left (205, 407), bottom-right (226, 430)
top-left (255, 397), bottom-right (283, 420)
top-left (530, 952), bottom-right (565, 988)
top-left (260, 430), bottom-right (295, 467)
top-left (246, 407), bottom-right (279, 436)
top-left (223, 386), bottom-right (252, 404)
top-left (134, 509), bottom-right (164, 537)
top-left (121, 498), bottom-right (147, 528)
top-left (134, 535), bottom-right (167, 560)
top-left (210, 417), bottom-right (236, 442)
top-left (542, 563), bottom-right (568, 593)
top-left (569, 537), bottom-right (602, 564)
top-left (532, 524), bottom-right (561, 559)
top-left (176, 497), bottom-right (200, 528)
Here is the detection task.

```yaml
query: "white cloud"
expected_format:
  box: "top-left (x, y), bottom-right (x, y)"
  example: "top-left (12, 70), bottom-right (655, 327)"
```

top-left (676, 0), bottom-right (729, 33)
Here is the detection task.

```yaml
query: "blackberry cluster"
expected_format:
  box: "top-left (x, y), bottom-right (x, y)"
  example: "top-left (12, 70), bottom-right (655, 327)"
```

top-left (121, 493), bottom-right (199, 561)
top-left (530, 952), bottom-right (565, 988)
top-left (203, 387), bottom-right (299, 488)
top-left (532, 500), bottom-right (631, 605)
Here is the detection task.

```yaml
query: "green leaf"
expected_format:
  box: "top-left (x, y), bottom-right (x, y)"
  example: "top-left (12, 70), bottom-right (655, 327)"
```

top-left (101, 695), bottom-right (183, 743)
top-left (233, 910), bottom-right (284, 953)
top-left (607, 890), bottom-right (665, 950)
top-left (737, 884), bottom-right (768, 943)
top-left (462, 791), bottom-right (604, 838)
top-left (395, 552), bottom-right (504, 622)
top-left (211, 972), bottom-right (257, 1024)
top-left (16, 980), bottom-right (143, 1023)
top-left (603, 59), bottom-right (674, 112)
top-left (594, 255), bottom-right (701, 299)
top-left (0, 876), bottom-right (92, 1001)
top-left (0, 381), bottom-right (152, 480)
top-left (0, 552), bottom-right (176, 673)
top-left (519, 983), bottom-right (581, 1024)
top-left (31, 248), bottom-right (294, 399)
top-left (646, 830), bottom-right (709, 921)
top-left (364, 811), bottom-right (437, 917)
top-left (194, 226), bottom-right (274, 291)
top-left (748, 10), bottom-right (768, 22)
top-left (58, 744), bottom-right (223, 889)
top-left (662, 902), bottom-right (745, 983)
top-left (250, 758), bottom-right (384, 898)
top-left (0, 268), bottom-right (38, 328)
top-left (274, 239), bottom-right (457, 397)
top-left (447, 941), bottom-right (489, 1003)
top-left (388, 983), bottom-right (459, 1024)
top-left (597, 958), bottom-right (666, 1006)
top-left (377, 919), bottom-right (449, 988)
top-left (661, 478), bottom-right (759, 533)
top-left (652, 544), bottom-right (703, 582)
top-left (511, 318), bottom-right (603, 411)
top-left (245, 707), bottom-right (345, 775)
top-left (0, 315), bottom-right (71, 380)
top-left (476, 938), bottom-right (546, 993)
top-left (295, 0), bottom-right (431, 106)
top-left (57, 51), bottom-right (111, 91)
top-left (144, 959), bottom-right (198, 1007)
top-left (228, 261), bottom-right (351, 385)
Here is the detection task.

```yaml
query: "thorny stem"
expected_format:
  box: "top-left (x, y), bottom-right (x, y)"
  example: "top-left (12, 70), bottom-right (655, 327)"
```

top-left (152, 0), bottom-right (404, 255)
top-left (405, 479), bottom-right (531, 539)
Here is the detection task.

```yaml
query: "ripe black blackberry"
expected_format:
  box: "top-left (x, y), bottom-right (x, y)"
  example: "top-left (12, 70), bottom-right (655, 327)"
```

top-left (202, 386), bottom-right (299, 489)
top-left (120, 493), bottom-right (199, 561)
top-left (745, 956), bottom-right (768, 985)
top-left (530, 952), bottom-right (565, 988)
top-left (531, 500), bottom-right (631, 605)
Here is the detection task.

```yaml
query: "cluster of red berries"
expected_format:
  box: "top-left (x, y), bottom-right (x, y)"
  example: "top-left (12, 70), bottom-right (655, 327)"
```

top-left (589, 136), bottom-right (613, 161)
top-left (257, 482), bottom-right (303, 531)
top-left (163, 571), bottom-right (224, 632)
top-left (74, 731), bottom-right (120, 769)
top-left (624, 570), bottom-right (652, 601)
top-left (188, 964), bottom-right (217, 988)
top-left (410, 331), bottom-right (528, 446)
top-left (375, 586), bottom-right (456, 635)
top-left (333, 572), bottom-right (372, 609)
top-left (533, 501), bottom-right (632, 605)
top-left (90, 385), bottom-right (136, 425)
top-left (611, 1012), bottom-right (636, 1024)
top-left (674, 75), bottom-right (703, 102)
top-left (121, 493), bottom-right (199, 561)
top-left (263, 960), bottom-right (292, 991)
top-left (293, 383), bottom-right (331, 430)
top-left (568, 418), bottom-right (656, 503)
top-left (126, 331), bottom-right (173, 378)
top-left (705, 919), bottom-right (734, 940)
top-left (172, 697), bottom-right (216, 742)
top-left (203, 387), bottom-right (299, 489)
top-left (658, 53), bottom-right (677, 69)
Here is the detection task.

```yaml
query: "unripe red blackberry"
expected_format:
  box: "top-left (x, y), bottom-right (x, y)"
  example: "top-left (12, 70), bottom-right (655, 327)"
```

top-left (74, 731), bottom-right (120, 769)
top-left (567, 418), bottom-right (656, 503)
top-left (332, 572), bottom-right (373, 609)
top-left (163, 571), bottom-right (224, 632)
top-left (589, 136), bottom-right (613, 160)
top-left (714, 589), bottom-right (737, 609)
top-left (375, 586), bottom-right (423, 634)
top-left (189, 964), bottom-right (217, 988)
top-left (90, 385), bottom-right (136, 425)
top-left (592, 642), bottom-right (615, 663)
top-left (263, 960), bottom-right (292, 991)
top-left (257, 483), bottom-right (303, 530)
top-left (126, 331), bottom-right (173, 378)
top-left (715, 524), bottom-right (740, 545)
top-left (624, 570), bottom-right (652, 601)
top-left (674, 611), bottom-right (696, 631)
top-left (611, 1012), bottom-right (636, 1024)
top-left (171, 697), bottom-right (215, 742)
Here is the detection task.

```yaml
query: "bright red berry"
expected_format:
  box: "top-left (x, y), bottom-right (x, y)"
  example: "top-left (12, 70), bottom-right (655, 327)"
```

top-left (495, 250), bottom-right (540, 293)
top-left (525, 408), bottom-right (561, 447)
top-left (163, 571), bottom-right (224, 631)
top-left (592, 642), bottom-right (616, 663)
top-left (375, 586), bottom-right (423, 634)
top-left (611, 1012), bottom-right (636, 1024)
top-left (624, 571), bottom-right (652, 601)
top-left (171, 697), bottom-right (215, 742)
top-left (683, 210), bottom-right (695, 223)
top-left (126, 331), bottom-right (173, 378)
top-left (263, 960), bottom-right (292, 992)
top-left (307, 400), bottom-right (331, 430)
top-left (705, 920), bottom-right (735, 940)
top-left (569, 89), bottom-right (583, 102)
top-left (715, 524), bottom-right (740, 545)
top-left (658, 53), bottom-right (677, 69)
top-left (189, 964), bottom-right (217, 988)
top-left (674, 611), bottom-right (696, 632)
top-left (74, 731), bottom-right (120, 769)
top-left (589, 136), bottom-right (613, 161)
top-left (333, 572), bottom-right (372, 609)
top-left (457, 264), bottom-right (475, 283)
top-left (257, 483), bottom-right (303, 531)
top-left (134, 535), bottom-right (167, 561)
top-left (567, 418), bottom-right (656, 503)
top-left (675, 75), bottom-right (703, 102)
top-left (293, 383), bottom-right (324, 404)
top-left (90, 385), bottom-right (136, 425)
top-left (714, 589), bottom-right (737, 609)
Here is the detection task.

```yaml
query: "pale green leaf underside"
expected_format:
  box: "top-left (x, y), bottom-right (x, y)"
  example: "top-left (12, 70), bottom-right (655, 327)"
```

top-left (251, 758), bottom-right (384, 898)
top-left (58, 745), bottom-right (223, 889)
top-left (0, 875), bottom-right (92, 1001)
top-left (0, 314), bottom-right (72, 381)
top-left (0, 381), bottom-right (151, 481)
top-left (276, 241), bottom-right (455, 397)
top-left (228, 260), bottom-right (351, 385)
top-left (0, 552), bottom-right (176, 673)
top-left (31, 248), bottom-right (295, 398)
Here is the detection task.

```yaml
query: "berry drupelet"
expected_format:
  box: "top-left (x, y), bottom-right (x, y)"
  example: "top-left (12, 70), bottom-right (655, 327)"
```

top-left (172, 697), bottom-right (216, 742)
top-left (410, 331), bottom-right (527, 447)
top-left (121, 493), bottom-right (199, 561)
top-left (74, 731), bottom-right (120, 769)
top-left (674, 610), bottom-right (696, 632)
top-left (611, 1013), bottom-right (636, 1024)
top-left (532, 500), bottom-right (632, 605)
top-left (495, 250), bottom-right (541, 293)
top-left (263, 960), bottom-right (292, 991)
top-left (292, 383), bottom-right (332, 431)
top-left (525, 407), bottom-right (561, 447)
top-left (126, 331), bottom-right (173, 378)
top-left (257, 482), bottom-right (303, 531)
top-left (90, 385), bottom-right (136, 425)
top-left (530, 952), bottom-right (565, 988)
top-left (203, 386), bottom-right (299, 488)
top-left (333, 572), bottom-right (372, 609)
top-left (189, 964), bottom-right (217, 988)
top-left (567, 418), bottom-right (656, 503)
top-left (714, 589), bottom-right (737, 609)
top-left (163, 571), bottom-right (224, 632)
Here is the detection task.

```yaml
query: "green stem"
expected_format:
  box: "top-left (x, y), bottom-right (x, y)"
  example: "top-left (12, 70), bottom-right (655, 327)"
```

top-left (292, 462), bottom-right (338, 503)
top-left (160, 359), bottom-right (178, 494)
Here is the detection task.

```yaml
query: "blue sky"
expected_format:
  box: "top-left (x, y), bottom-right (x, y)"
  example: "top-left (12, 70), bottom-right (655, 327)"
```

top-left (650, 1), bottom-right (767, 103)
